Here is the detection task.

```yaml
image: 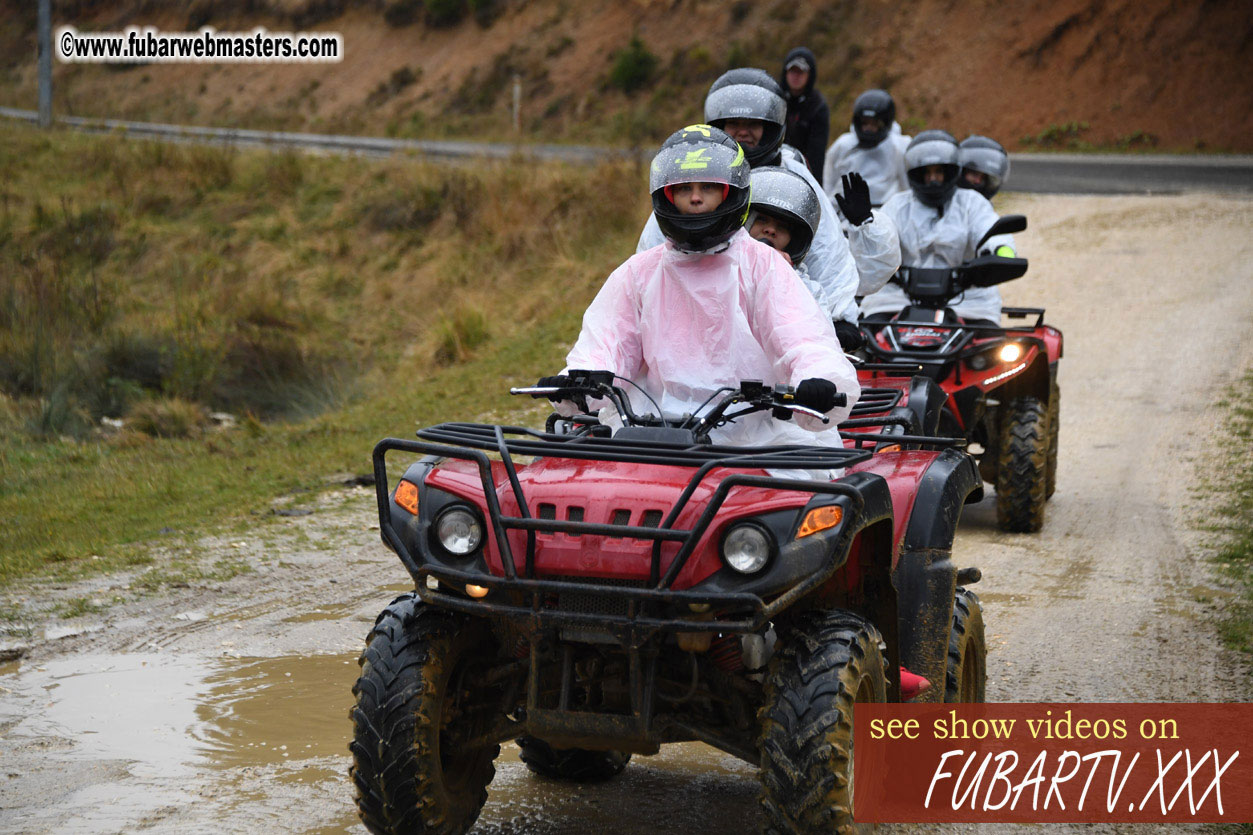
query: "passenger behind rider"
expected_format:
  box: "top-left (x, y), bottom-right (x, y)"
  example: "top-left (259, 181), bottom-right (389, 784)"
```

top-left (859, 130), bottom-right (1017, 329)
top-left (957, 134), bottom-right (1015, 257)
top-left (822, 89), bottom-right (911, 208)
top-left (635, 69), bottom-right (900, 351)
top-left (745, 165), bottom-right (844, 324)
top-left (538, 125), bottom-right (859, 455)
top-left (957, 134), bottom-right (1011, 202)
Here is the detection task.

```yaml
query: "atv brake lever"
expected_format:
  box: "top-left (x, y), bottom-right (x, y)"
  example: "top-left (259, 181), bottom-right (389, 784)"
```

top-left (783, 403), bottom-right (830, 423)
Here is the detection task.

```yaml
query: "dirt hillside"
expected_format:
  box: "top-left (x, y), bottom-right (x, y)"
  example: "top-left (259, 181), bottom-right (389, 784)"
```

top-left (1, 0), bottom-right (1250, 151)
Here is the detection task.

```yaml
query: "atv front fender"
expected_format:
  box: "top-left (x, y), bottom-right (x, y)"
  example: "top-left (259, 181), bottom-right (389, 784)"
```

top-left (895, 447), bottom-right (983, 702)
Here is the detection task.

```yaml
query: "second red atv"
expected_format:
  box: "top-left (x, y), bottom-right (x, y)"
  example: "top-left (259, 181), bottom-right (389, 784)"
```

top-left (350, 371), bottom-right (986, 834)
top-left (859, 214), bottom-right (1063, 532)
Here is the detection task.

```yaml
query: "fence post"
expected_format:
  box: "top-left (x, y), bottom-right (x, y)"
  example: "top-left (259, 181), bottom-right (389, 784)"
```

top-left (512, 73), bottom-right (521, 134)
top-left (38, 0), bottom-right (52, 128)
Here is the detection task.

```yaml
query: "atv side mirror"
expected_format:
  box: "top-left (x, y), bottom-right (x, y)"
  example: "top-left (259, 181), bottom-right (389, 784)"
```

top-left (976, 214), bottom-right (1027, 250)
top-left (964, 254), bottom-right (1029, 287)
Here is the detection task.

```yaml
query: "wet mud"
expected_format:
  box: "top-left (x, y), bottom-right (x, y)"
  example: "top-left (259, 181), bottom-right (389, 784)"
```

top-left (1, 193), bottom-right (1251, 833)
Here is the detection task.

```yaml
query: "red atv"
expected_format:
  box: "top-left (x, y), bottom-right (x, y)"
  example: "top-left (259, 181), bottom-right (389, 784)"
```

top-left (351, 372), bottom-right (987, 834)
top-left (860, 215), bottom-right (1063, 532)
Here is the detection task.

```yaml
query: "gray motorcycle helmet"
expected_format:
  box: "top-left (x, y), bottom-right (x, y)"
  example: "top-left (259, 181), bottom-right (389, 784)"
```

top-left (904, 130), bottom-right (961, 209)
top-left (704, 68), bottom-right (787, 168)
top-left (746, 166), bottom-right (820, 265)
top-left (958, 134), bottom-right (1010, 199)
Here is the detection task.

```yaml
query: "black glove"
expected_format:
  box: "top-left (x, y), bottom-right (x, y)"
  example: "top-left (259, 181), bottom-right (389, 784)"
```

top-left (532, 374), bottom-right (572, 398)
top-left (833, 319), bottom-right (866, 352)
top-left (795, 377), bottom-right (840, 414)
top-left (834, 172), bottom-right (873, 226)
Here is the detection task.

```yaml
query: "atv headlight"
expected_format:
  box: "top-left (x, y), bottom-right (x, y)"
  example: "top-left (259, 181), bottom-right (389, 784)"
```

top-left (721, 523), bottom-right (774, 575)
top-left (998, 342), bottom-right (1023, 363)
top-left (435, 506), bottom-right (483, 556)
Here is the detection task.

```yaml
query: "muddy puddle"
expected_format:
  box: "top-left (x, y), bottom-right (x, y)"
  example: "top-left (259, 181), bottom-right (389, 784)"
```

top-left (0, 644), bottom-right (766, 834)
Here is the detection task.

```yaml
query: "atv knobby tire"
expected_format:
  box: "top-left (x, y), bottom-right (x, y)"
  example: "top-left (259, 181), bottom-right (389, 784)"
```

top-left (944, 588), bottom-right (987, 703)
top-left (758, 611), bottom-right (886, 834)
top-left (350, 593), bottom-right (500, 835)
top-left (995, 396), bottom-right (1049, 532)
top-left (1045, 381), bottom-right (1060, 500)
top-left (517, 736), bottom-right (631, 781)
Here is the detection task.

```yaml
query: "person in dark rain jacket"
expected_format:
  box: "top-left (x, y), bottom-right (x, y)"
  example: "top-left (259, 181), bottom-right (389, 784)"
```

top-left (779, 46), bottom-right (830, 186)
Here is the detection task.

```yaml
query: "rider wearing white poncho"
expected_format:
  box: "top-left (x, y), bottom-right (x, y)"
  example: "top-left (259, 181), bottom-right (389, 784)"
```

top-left (822, 89), bottom-right (911, 207)
top-left (860, 130), bottom-right (1016, 325)
top-left (550, 125), bottom-right (859, 455)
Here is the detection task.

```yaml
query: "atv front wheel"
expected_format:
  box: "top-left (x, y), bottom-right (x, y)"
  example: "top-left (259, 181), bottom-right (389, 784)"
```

top-left (995, 395), bottom-right (1048, 532)
top-left (350, 593), bottom-right (501, 835)
top-left (517, 736), bottom-right (631, 781)
top-left (944, 588), bottom-right (987, 703)
top-left (758, 611), bottom-right (886, 834)
top-left (1045, 381), bottom-right (1060, 499)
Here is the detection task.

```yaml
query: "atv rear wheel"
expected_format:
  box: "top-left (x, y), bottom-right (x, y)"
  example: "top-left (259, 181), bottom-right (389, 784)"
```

top-left (995, 396), bottom-right (1048, 532)
top-left (944, 588), bottom-right (987, 703)
top-left (350, 593), bottom-right (500, 835)
top-left (758, 611), bottom-right (886, 834)
top-left (517, 736), bottom-right (631, 781)
top-left (1045, 381), bottom-right (1060, 499)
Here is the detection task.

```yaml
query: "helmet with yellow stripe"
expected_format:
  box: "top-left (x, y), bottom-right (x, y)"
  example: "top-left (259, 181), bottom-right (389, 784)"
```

top-left (650, 124), bottom-right (752, 252)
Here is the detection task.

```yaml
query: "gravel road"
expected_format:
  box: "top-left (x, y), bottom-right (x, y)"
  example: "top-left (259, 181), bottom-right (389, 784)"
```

top-left (0, 191), bottom-right (1250, 834)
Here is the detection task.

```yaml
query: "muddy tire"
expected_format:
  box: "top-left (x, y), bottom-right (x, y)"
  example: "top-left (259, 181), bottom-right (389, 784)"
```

top-left (516, 736), bottom-right (631, 781)
top-left (758, 611), bottom-right (886, 834)
top-left (350, 593), bottom-right (500, 835)
top-left (944, 588), bottom-right (987, 703)
top-left (1045, 381), bottom-right (1060, 500)
top-left (995, 396), bottom-right (1048, 532)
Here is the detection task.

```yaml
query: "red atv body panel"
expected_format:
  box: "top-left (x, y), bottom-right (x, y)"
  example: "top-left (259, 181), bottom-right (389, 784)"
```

top-left (424, 453), bottom-right (936, 590)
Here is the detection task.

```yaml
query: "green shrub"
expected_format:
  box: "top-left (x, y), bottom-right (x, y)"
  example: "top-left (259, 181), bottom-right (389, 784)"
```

top-left (609, 37), bottom-right (658, 95)
top-left (29, 383), bottom-right (92, 439)
top-left (383, 0), bottom-right (421, 26)
top-left (469, 0), bottom-right (502, 26)
top-left (1021, 121), bottom-right (1090, 149)
top-left (424, 0), bottom-right (467, 27)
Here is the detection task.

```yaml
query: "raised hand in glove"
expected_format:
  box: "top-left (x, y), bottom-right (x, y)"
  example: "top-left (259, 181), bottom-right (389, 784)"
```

top-left (834, 172), bottom-right (873, 226)
top-left (795, 377), bottom-right (841, 413)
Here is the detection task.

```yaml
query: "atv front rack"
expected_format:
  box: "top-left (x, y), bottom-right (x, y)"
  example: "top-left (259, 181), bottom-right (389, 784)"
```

top-left (373, 423), bottom-right (877, 639)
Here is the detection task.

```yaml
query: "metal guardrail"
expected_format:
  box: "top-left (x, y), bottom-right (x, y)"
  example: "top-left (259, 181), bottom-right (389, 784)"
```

top-left (4, 106), bottom-right (1252, 190)
top-left (0, 105), bottom-right (631, 164)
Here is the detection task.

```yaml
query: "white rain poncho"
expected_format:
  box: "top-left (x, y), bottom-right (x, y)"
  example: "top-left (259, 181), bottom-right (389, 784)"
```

top-left (568, 228), bottom-right (860, 455)
top-left (860, 187), bottom-right (1015, 324)
top-left (823, 123), bottom-right (911, 207)
top-left (638, 150), bottom-right (863, 326)
top-left (844, 208), bottom-right (900, 296)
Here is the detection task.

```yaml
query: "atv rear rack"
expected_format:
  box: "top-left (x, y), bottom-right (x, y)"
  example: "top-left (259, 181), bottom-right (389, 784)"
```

top-left (373, 424), bottom-right (879, 639)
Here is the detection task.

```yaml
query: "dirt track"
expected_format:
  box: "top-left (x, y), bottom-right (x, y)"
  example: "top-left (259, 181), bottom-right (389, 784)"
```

top-left (1, 191), bottom-right (1250, 834)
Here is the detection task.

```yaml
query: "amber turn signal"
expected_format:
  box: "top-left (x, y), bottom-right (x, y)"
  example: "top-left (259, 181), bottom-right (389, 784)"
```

top-left (797, 505), bottom-right (843, 538)
top-left (395, 479), bottom-right (419, 515)
top-left (465, 584), bottom-right (489, 598)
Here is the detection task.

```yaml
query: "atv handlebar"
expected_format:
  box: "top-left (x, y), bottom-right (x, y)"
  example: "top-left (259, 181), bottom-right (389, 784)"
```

top-left (511, 372), bottom-right (842, 440)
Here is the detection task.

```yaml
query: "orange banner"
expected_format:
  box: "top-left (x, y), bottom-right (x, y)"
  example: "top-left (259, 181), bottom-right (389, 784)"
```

top-left (854, 703), bottom-right (1253, 823)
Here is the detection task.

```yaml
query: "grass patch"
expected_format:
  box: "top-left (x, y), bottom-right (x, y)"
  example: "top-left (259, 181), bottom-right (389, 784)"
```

top-left (0, 121), bottom-right (645, 588)
top-left (1198, 368), bottom-right (1253, 662)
